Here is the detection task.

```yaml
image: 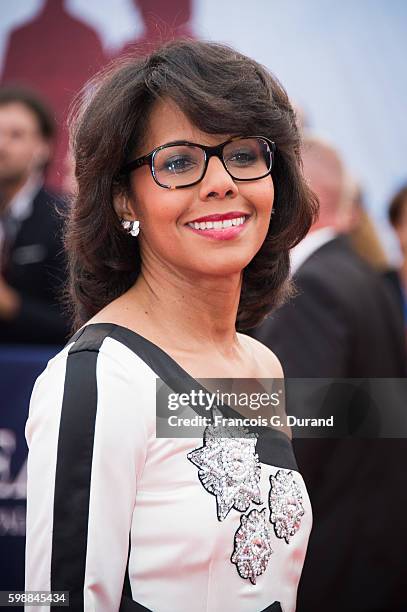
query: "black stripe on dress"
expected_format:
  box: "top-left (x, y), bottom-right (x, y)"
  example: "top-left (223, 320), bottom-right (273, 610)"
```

top-left (118, 596), bottom-right (283, 611)
top-left (50, 325), bottom-right (111, 610)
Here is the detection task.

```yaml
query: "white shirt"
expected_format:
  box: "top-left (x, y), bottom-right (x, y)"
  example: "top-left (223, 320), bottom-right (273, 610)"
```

top-left (25, 322), bottom-right (312, 612)
top-left (290, 227), bottom-right (337, 276)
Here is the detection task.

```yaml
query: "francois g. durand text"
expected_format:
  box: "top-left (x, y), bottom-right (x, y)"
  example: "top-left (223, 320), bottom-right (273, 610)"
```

top-left (167, 414), bottom-right (334, 428)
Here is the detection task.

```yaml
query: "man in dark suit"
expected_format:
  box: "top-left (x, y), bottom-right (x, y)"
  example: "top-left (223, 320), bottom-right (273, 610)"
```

top-left (255, 137), bottom-right (406, 377)
top-left (0, 87), bottom-right (70, 345)
top-left (257, 233), bottom-right (406, 377)
top-left (252, 137), bottom-right (407, 611)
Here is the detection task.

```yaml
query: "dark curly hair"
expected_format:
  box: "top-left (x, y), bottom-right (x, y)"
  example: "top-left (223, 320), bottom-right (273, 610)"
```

top-left (64, 39), bottom-right (318, 332)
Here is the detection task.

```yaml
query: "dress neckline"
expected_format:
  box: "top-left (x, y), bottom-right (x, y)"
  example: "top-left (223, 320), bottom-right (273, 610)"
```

top-left (68, 321), bottom-right (204, 388)
top-left (66, 322), bottom-right (294, 464)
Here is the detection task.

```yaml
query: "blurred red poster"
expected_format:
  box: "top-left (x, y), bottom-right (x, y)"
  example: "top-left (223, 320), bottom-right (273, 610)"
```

top-left (116, 0), bottom-right (194, 58)
top-left (1, 0), bottom-right (107, 191)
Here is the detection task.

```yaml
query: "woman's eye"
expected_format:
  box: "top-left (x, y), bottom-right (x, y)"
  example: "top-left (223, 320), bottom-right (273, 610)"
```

top-left (227, 150), bottom-right (257, 166)
top-left (161, 156), bottom-right (197, 174)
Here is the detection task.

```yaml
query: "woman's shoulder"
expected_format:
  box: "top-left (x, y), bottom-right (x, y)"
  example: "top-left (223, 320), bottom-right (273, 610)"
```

top-left (237, 332), bottom-right (284, 378)
top-left (28, 323), bottom-right (156, 430)
top-left (66, 322), bottom-right (160, 378)
top-left (34, 323), bottom-right (158, 399)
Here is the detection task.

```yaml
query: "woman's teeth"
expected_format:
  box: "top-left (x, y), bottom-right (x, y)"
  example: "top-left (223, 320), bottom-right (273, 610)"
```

top-left (188, 216), bottom-right (246, 230)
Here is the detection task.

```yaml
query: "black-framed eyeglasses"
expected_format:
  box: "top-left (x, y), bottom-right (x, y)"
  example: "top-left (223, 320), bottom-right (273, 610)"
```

top-left (120, 135), bottom-right (276, 189)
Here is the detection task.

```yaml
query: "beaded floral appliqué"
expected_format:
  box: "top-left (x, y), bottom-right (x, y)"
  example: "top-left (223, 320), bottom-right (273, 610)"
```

top-left (268, 469), bottom-right (304, 543)
top-left (187, 422), bottom-right (262, 521)
top-left (231, 508), bottom-right (273, 584)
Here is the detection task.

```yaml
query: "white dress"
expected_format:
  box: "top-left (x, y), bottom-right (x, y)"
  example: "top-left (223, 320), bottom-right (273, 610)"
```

top-left (25, 323), bottom-right (312, 612)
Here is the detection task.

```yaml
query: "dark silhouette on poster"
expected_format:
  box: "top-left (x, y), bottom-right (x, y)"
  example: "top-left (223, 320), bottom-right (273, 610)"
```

top-left (1, 0), bottom-right (107, 190)
top-left (116, 0), bottom-right (194, 58)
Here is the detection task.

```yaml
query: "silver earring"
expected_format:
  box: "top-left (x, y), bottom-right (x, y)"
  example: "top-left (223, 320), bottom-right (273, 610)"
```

top-left (121, 219), bottom-right (140, 237)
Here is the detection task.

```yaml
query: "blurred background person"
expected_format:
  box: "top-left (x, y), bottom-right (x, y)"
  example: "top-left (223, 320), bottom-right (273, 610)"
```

top-left (388, 184), bottom-right (407, 332)
top-left (338, 176), bottom-right (390, 270)
top-left (253, 135), bottom-right (406, 377)
top-left (342, 177), bottom-right (407, 327)
top-left (0, 86), bottom-right (69, 345)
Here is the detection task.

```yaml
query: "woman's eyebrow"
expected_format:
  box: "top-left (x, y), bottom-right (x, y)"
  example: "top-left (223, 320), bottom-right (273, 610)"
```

top-left (160, 139), bottom-right (197, 146)
top-left (154, 136), bottom-right (234, 149)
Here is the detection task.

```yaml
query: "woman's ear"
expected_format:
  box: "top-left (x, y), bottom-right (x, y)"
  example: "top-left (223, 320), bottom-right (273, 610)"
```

top-left (113, 191), bottom-right (137, 222)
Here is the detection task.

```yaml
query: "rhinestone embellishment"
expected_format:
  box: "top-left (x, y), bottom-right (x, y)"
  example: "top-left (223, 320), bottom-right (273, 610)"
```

top-left (268, 469), bottom-right (305, 543)
top-left (231, 508), bottom-right (273, 584)
top-left (187, 422), bottom-right (261, 521)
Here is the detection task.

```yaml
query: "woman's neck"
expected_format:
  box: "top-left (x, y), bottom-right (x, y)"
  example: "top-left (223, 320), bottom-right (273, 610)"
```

top-left (129, 264), bottom-right (242, 355)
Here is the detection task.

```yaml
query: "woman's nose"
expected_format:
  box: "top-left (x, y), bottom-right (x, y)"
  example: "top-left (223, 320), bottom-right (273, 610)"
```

top-left (198, 156), bottom-right (239, 201)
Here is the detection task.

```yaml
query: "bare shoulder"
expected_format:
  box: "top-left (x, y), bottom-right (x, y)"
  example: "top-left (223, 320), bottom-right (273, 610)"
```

top-left (237, 333), bottom-right (284, 378)
top-left (238, 333), bottom-right (290, 438)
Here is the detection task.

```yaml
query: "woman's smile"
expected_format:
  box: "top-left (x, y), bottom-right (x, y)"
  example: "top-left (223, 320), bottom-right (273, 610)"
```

top-left (185, 211), bottom-right (251, 241)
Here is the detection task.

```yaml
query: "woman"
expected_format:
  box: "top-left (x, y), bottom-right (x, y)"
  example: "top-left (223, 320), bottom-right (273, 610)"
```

top-left (25, 40), bottom-right (317, 612)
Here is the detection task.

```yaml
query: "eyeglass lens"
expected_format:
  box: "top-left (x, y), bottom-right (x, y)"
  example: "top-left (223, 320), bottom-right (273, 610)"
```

top-left (152, 137), bottom-right (272, 188)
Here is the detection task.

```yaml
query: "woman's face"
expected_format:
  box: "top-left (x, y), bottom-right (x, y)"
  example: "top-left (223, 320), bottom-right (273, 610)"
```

top-left (123, 99), bottom-right (274, 279)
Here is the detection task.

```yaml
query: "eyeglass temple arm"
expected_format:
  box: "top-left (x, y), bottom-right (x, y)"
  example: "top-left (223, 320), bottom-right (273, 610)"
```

top-left (121, 155), bottom-right (150, 175)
